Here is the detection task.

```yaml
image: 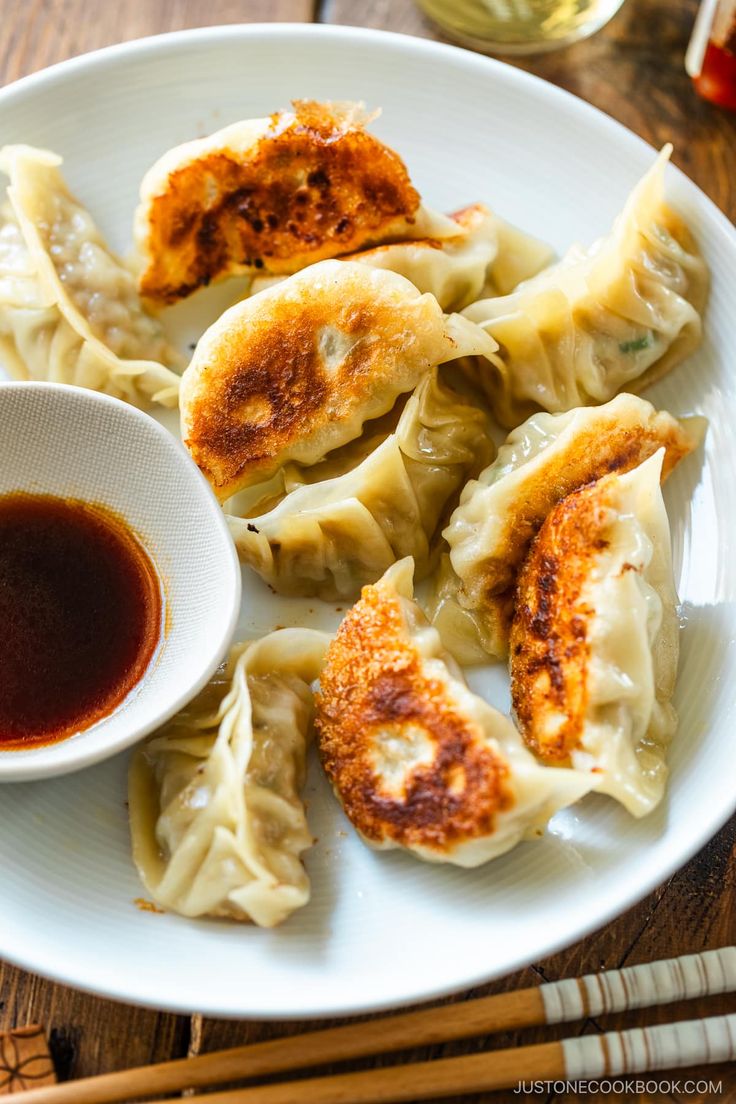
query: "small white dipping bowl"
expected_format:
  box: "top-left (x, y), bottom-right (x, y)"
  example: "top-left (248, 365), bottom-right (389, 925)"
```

top-left (0, 382), bottom-right (241, 782)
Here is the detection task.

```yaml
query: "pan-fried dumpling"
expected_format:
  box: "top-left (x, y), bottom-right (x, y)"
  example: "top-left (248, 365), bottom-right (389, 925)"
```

top-left (128, 629), bottom-right (330, 927)
top-left (226, 368), bottom-right (493, 600)
top-left (181, 259), bottom-right (498, 499)
top-left (511, 451), bottom-right (678, 817)
top-left (316, 558), bottom-right (590, 867)
top-left (0, 146), bottom-right (181, 407)
top-left (433, 393), bottom-right (705, 664)
top-left (135, 100), bottom-right (461, 304)
top-left (463, 147), bottom-right (709, 427)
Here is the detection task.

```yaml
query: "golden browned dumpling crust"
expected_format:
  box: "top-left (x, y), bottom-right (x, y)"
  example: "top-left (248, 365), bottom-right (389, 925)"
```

top-left (510, 477), bottom-right (616, 765)
top-left (439, 396), bottom-right (704, 663)
top-left (480, 415), bottom-right (697, 608)
top-left (510, 450), bottom-right (678, 818)
top-left (487, 418), bottom-right (694, 641)
top-left (180, 260), bottom-right (494, 498)
top-left (316, 574), bottom-right (514, 854)
top-left (138, 101), bottom-right (423, 303)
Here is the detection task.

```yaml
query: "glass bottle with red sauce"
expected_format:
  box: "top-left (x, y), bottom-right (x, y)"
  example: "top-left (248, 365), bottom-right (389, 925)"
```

top-left (687, 0), bottom-right (736, 111)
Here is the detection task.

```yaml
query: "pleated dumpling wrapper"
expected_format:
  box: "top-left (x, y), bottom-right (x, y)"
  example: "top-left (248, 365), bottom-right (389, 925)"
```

top-left (0, 145), bottom-right (181, 408)
top-left (340, 202), bottom-right (554, 311)
top-left (463, 146), bottom-right (709, 428)
top-left (511, 450), bottom-right (679, 817)
top-left (180, 259), bottom-right (499, 500)
top-left (226, 367), bottom-right (493, 600)
top-left (128, 629), bottom-right (330, 927)
top-left (316, 559), bottom-right (590, 867)
top-left (432, 392), bottom-right (705, 664)
top-left (135, 99), bottom-right (462, 304)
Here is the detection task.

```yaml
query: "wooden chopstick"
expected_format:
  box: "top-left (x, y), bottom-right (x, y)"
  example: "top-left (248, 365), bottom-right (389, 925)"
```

top-left (18, 947), bottom-right (736, 1104)
top-left (138, 1010), bottom-right (736, 1104)
top-left (138, 1011), bottom-right (736, 1104)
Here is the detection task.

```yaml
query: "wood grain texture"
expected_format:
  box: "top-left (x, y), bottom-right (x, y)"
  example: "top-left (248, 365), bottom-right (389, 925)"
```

top-left (0, 2), bottom-right (735, 1102)
top-left (0, 966), bottom-right (189, 1085)
top-left (0, 0), bottom-right (314, 83)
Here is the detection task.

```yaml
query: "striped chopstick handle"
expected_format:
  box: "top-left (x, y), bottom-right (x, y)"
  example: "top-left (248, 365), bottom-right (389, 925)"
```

top-left (541, 947), bottom-right (736, 1023)
top-left (563, 1012), bottom-right (736, 1078)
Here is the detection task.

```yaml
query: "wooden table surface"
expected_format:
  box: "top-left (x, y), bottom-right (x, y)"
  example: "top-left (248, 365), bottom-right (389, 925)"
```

top-left (1, 2), bottom-right (734, 1102)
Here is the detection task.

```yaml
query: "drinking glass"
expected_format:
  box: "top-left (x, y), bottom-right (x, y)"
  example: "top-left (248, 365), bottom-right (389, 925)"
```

top-left (415, 0), bottom-right (626, 55)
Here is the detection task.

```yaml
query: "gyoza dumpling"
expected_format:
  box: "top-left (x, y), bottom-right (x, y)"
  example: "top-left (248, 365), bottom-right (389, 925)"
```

top-left (248, 204), bottom-right (553, 309)
top-left (463, 147), bottom-right (709, 427)
top-left (316, 559), bottom-right (590, 866)
top-left (343, 203), bottom-right (553, 311)
top-left (128, 629), bottom-right (330, 927)
top-left (135, 100), bottom-right (461, 304)
top-left (180, 259), bottom-right (498, 499)
top-left (227, 368), bottom-right (493, 600)
top-left (511, 451), bottom-right (678, 817)
top-left (0, 146), bottom-right (181, 407)
top-left (433, 393), bottom-right (705, 664)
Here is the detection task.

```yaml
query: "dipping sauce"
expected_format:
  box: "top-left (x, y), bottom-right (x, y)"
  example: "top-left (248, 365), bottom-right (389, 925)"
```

top-left (0, 494), bottom-right (162, 750)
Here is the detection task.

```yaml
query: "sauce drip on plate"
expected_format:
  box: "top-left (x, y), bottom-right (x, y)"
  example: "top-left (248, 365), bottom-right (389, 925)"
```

top-left (0, 493), bottom-right (162, 750)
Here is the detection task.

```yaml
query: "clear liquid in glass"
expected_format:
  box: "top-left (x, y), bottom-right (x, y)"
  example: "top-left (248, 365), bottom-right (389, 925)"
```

top-left (416, 0), bottom-right (626, 55)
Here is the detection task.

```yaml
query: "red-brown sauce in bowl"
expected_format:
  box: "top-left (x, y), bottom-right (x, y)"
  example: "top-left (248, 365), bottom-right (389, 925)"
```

top-left (0, 493), bottom-right (162, 750)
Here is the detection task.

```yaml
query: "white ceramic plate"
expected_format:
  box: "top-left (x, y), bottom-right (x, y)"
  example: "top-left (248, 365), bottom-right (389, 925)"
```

top-left (0, 24), bottom-right (734, 1020)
